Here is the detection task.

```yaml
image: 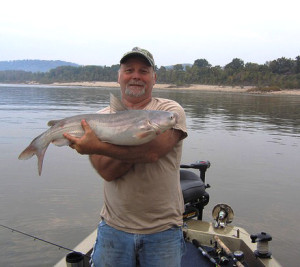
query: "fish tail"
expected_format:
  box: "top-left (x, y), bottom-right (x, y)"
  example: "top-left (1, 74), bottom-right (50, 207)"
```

top-left (18, 136), bottom-right (50, 176)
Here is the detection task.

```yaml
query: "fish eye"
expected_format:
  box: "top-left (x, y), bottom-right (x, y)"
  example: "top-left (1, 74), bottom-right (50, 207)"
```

top-left (171, 112), bottom-right (179, 121)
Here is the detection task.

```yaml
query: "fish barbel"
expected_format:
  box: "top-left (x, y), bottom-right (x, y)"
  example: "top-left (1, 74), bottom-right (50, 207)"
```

top-left (18, 94), bottom-right (177, 175)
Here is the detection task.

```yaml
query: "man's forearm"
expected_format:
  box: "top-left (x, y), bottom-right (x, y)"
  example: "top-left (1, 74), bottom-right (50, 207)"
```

top-left (89, 155), bottom-right (133, 181)
top-left (93, 141), bottom-right (158, 163)
top-left (89, 129), bottom-right (182, 181)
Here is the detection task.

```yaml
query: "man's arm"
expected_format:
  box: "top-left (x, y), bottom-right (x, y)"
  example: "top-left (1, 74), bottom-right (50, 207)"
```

top-left (64, 120), bottom-right (183, 181)
top-left (89, 155), bottom-right (133, 181)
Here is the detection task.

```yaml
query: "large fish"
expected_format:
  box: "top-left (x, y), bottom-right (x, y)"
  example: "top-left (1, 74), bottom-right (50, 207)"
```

top-left (18, 94), bottom-right (177, 175)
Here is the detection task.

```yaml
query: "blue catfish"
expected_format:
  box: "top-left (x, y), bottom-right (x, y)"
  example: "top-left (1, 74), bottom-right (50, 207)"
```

top-left (18, 94), bottom-right (177, 175)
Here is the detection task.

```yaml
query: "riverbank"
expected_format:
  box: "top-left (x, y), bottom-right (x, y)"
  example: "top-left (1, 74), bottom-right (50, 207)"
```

top-left (49, 81), bottom-right (300, 95)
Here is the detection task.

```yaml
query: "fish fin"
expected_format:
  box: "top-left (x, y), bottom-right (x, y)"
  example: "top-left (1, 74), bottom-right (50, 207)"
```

top-left (18, 144), bottom-right (37, 160)
top-left (132, 122), bottom-right (156, 139)
top-left (134, 130), bottom-right (154, 139)
top-left (47, 119), bottom-right (62, 127)
top-left (52, 138), bottom-right (70, 147)
top-left (18, 135), bottom-right (50, 176)
top-left (37, 146), bottom-right (48, 176)
top-left (110, 93), bottom-right (128, 112)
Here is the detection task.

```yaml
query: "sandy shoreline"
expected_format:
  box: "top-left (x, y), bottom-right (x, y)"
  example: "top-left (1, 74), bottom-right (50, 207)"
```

top-left (47, 81), bottom-right (300, 95)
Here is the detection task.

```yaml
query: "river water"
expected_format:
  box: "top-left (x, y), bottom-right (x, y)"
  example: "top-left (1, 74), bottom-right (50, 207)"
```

top-left (0, 84), bottom-right (299, 266)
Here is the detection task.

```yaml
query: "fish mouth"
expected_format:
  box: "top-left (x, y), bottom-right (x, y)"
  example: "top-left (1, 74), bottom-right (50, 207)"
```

top-left (148, 121), bottom-right (162, 135)
top-left (149, 113), bottom-right (178, 135)
top-left (173, 112), bottom-right (179, 123)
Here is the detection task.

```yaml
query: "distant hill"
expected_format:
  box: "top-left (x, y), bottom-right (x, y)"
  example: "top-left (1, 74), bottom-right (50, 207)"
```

top-left (0, 60), bottom-right (80, 72)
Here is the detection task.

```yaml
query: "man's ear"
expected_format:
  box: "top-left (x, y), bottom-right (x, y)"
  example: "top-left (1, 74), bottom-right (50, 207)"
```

top-left (117, 70), bottom-right (120, 84)
top-left (153, 72), bottom-right (157, 85)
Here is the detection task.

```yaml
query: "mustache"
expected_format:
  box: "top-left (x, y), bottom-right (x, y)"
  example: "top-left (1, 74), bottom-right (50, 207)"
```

top-left (128, 80), bottom-right (146, 86)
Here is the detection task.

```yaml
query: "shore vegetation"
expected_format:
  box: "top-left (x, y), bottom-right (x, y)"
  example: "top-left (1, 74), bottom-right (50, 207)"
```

top-left (0, 56), bottom-right (300, 90)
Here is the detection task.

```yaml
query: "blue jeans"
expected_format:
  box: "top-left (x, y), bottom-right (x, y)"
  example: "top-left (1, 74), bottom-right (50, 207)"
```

top-left (91, 220), bottom-right (186, 267)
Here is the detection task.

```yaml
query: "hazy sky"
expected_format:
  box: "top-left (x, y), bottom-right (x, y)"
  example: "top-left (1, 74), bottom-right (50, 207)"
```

top-left (1, 0), bottom-right (299, 67)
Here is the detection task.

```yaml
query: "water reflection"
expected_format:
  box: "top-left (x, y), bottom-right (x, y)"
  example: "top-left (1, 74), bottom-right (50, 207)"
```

top-left (153, 90), bottom-right (300, 137)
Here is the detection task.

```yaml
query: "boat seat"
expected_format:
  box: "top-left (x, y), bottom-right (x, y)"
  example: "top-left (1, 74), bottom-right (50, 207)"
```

top-left (180, 170), bottom-right (206, 204)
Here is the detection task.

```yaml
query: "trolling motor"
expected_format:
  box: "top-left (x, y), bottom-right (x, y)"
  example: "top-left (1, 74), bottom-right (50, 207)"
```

top-left (250, 232), bottom-right (272, 258)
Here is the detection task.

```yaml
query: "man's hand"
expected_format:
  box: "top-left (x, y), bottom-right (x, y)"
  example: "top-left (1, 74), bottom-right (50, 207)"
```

top-left (63, 119), bottom-right (100, 155)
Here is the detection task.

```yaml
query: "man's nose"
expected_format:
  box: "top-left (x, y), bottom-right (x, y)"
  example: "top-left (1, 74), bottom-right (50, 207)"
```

top-left (132, 70), bottom-right (141, 79)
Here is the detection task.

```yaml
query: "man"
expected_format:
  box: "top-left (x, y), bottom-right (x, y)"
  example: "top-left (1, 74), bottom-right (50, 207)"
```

top-left (64, 47), bottom-right (187, 267)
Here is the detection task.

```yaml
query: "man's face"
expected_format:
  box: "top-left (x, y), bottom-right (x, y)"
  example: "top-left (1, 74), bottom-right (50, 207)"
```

top-left (118, 57), bottom-right (156, 99)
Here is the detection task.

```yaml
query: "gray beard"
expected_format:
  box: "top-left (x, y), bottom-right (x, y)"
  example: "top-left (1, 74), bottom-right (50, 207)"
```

top-left (125, 87), bottom-right (146, 97)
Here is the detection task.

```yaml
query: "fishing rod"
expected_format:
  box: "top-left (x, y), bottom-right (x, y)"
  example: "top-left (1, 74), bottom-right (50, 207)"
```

top-left (214, 235), bottom-right (244, 267)
top-left (192, 239), bottom-right (220, 267)
top-left (0, 223), bottom-right (90, 259)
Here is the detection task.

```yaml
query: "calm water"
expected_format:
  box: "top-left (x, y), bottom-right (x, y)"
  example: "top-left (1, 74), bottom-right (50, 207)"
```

top-left (0, 84), bottom-right (299, 266)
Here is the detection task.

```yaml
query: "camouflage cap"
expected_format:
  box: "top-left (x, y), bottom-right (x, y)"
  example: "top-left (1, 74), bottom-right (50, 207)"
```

top-left (120, 47), bottom-right (155, 69)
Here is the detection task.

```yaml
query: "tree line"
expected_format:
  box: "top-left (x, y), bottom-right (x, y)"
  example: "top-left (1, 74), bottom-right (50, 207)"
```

top-left (0, 56), bottom-right (299, 89)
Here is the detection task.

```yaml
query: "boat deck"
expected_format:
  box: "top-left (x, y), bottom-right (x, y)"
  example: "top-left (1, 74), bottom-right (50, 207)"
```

top-left (55, 220), bottom-right (282, 267)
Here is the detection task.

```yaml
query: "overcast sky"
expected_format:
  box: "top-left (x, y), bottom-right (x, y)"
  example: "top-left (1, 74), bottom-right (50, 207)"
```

top-left (1, 0), bottom-right (299, 67)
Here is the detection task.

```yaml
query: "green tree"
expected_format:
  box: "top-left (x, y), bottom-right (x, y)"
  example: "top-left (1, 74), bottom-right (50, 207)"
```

top-left (193, 59), bottom-right (211, 68)
top-left (225, 58), bottom-right (244, 72)
top-left (295, 56), bottom-right (300, 74)
top-left (173, 64), bottom-right (184, 71)
top-left (268, 57), bottom-right (295, 74)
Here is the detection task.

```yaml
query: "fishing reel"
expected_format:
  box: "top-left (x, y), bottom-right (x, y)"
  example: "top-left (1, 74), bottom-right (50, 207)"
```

top-left (212, 204), bottom-right (234, 228)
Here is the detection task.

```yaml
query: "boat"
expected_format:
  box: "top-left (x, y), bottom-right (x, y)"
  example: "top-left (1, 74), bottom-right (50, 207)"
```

top-left (55, 160), bottom-right (282, 267)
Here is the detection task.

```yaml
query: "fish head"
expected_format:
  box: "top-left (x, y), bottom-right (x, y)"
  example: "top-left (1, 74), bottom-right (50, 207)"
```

top-left (148, 111), bottom-right (178, 134)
